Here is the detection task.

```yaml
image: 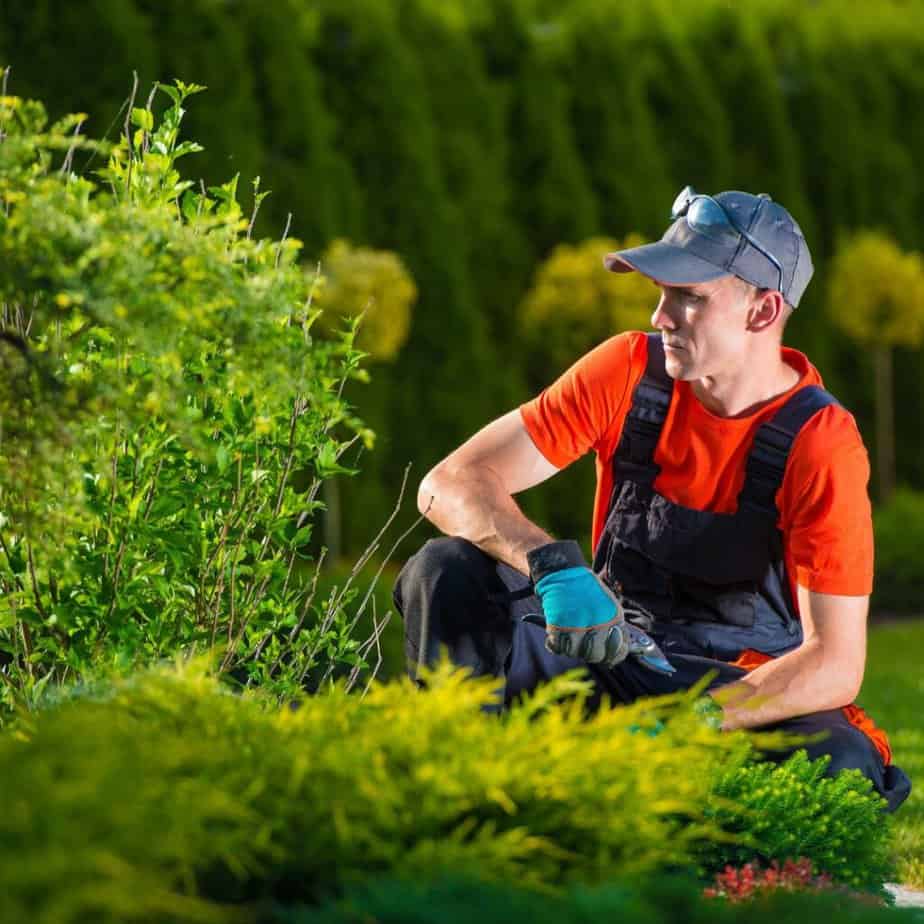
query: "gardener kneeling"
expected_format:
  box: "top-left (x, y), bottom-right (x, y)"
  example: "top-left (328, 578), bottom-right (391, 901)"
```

top-left (394, 187), bottom-right (911, 813)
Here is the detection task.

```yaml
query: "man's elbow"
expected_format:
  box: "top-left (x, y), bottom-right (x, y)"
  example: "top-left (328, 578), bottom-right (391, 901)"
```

top-left (841, 665), bottom-right (865, 705)
top-left (822, 660), bottom-right (864, 708)
top-left (417, 464), bottom-right (449, 518)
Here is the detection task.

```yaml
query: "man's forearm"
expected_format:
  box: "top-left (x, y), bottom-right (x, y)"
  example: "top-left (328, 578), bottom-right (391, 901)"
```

top-left (714, 638), bottom-right (856, 730)
top-left (417, 464), bottom-right (553, 575)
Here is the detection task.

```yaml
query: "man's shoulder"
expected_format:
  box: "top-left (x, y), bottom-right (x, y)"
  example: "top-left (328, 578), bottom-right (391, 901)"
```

top-left (777, 348), bottom-right (866, 457)
top-left (557, 330), bottom-right (650, 395)
top-left (786, 391), bottom-right (869, 490)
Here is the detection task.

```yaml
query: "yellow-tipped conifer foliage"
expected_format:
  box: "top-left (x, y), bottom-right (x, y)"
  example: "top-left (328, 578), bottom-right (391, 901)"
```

top-left (0, 660), bottom-right (891, 922)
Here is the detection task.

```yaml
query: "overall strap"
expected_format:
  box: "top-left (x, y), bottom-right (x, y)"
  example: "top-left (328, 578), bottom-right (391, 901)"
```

top-left (738, 385), bottom-right (840, 516)
top-left (613, 334), bottom-right (673, 487)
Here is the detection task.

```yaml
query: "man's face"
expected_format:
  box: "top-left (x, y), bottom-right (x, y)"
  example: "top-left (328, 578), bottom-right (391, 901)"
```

top-left (650, 275), bottom-right (755, 381)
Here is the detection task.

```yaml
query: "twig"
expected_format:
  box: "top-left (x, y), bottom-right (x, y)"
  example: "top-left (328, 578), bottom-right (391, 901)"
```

top-left (19, 622), bottom-right (33, 680)
top-left (196, 178), bottom-right (207, 223)
top-left (345, 596), bottom-right (391, 695)
top-left (260, 547), bottom-right (326, 675)
top-left (274, 213), bottom-right (292, 269)
top-left (246, 177), bottom-right (262, 241)
top-left (0, 531), bottom-right (26, 594)
top-left (25, 542), bottom-right (51, 623)
top-left (123, 71), bottom-right (139, 198)
top-left (102, 436), bottom-right (120, 582)
top-left (362, 612), bottom-right (390, 697)
top-left (0, 67), bottom-right (9, 144)
top-left (59, 117), bottom-right (85, 176)
top-left (222, 572), bottom-right (272, 671)
top-left (272, 398), bottom-right (302, 518)
top-left (320, 477), bottom-right (422, 689)
top-left (142, 83), bottom-right (157, 156)
top-left (324, 463), bottom-right (410, 623)
top-left (207, 495), bottom-right (267, 647)
top-left (415, 495), bottom-right (435, 682)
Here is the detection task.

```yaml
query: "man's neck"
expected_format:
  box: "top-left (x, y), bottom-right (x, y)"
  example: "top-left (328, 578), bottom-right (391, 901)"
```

top-left (692, 352), bottom-right (801, 418)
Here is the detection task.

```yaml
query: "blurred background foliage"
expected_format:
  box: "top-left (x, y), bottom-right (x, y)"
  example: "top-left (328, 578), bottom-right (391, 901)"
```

top-left (3, 0), bottom-right (924, 609)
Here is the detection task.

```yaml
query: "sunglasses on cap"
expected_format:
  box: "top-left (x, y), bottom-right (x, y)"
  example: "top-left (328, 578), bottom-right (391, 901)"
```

top-left (670, 186), bottom-right (784, 293)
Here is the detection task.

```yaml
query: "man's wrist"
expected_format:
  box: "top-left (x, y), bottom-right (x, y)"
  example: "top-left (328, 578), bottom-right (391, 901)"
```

top-left (526, 539), bottom-right (587, 584)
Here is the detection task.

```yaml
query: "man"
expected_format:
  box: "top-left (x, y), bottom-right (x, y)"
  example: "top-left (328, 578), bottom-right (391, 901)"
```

top-left (393, 187), bottom-right (910, 811)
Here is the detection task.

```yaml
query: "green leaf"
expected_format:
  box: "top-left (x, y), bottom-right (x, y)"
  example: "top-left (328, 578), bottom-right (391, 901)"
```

top-left (131, 107), bottom-right (154, 132)
top-left (172, 141), bottom-right (204, 160)
top-left (157, 82), bottom-right (181, 106)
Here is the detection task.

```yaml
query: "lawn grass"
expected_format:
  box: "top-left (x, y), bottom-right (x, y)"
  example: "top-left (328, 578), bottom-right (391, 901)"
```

top-left (858, 620), bottom-right (924, 887)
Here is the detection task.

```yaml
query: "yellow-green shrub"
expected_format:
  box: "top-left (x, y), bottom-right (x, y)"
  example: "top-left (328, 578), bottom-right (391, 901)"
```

top-left (0, 661), bottom-right (891, 923)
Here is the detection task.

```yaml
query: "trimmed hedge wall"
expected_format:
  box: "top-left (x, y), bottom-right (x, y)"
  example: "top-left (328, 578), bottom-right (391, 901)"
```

top-left (4, 0), bottom-right (924, 550)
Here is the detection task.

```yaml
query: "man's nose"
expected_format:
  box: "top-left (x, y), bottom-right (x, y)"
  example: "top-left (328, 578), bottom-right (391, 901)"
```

top-left (651, 295), bottom-right (676, 331)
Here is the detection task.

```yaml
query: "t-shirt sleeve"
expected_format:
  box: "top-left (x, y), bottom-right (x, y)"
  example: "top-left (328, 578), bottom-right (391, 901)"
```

top-left (519, 332), bottom-right (643, 469)
top-left (780, 405), bottom-right (874, 596)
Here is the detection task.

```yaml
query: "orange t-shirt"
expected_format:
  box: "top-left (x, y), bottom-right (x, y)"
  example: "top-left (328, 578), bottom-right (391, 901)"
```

top-left (520, 331), bottom-right (874, 603)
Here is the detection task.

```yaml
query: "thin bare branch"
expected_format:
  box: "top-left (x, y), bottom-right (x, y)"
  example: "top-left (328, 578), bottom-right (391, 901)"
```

top-left (272, 398), bottom-right (302, 518)
top-left (325, 463), bottom-right (410, 622)
top-left (274, 213), bottom-right (292, 269)
top-left (142, 83), bottom-right (157, 156)
top-left (260, 547), bottom-right (326, 676)
top-left (59, 117), bottom-right (85, 176)
top-left (246, 177), bottom-right (262, 241)
top-left (25, 542), bottom-right (51, 623)
top-left (0, 532), bottom-right (25, 594)
top-left (123, 71), bottom-right (139, 197)
top-left (0, 67), bottom-right (9, 145)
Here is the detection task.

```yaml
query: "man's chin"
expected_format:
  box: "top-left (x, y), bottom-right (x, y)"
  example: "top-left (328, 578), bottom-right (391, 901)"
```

top-left (663, 351), bottom-right (695, 381)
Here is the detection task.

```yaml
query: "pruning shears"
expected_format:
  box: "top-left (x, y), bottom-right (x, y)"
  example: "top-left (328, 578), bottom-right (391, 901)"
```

top-left (521, 612), bottom-right (676, 675)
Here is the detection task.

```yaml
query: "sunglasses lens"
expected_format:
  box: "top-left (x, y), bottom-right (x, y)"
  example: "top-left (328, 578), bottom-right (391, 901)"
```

top-left (686, 197), bottom-right (738, 242)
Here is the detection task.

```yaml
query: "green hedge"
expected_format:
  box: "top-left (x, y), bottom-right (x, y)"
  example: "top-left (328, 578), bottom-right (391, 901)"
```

top-left (873, 488), bottom-right (924, 614)
top-left (4, 0), bottom-right (924, 548)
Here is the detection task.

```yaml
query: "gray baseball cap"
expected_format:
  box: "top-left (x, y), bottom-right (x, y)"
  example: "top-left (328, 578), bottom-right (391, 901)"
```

top-left (604, 189), bottom-right (814, 308)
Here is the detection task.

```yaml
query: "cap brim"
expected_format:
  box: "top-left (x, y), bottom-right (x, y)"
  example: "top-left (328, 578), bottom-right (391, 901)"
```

top-left (603, 241), bottom-right (730, 285)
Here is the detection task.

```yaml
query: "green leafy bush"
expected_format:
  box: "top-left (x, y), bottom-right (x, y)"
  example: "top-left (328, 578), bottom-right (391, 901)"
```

top-left (0, 85), bottom-right (395, 715)
top-left (703, 750), bottom-right (893, 891)
top-left (872, 488), bottom-right (924, 613)
top-left (0, 661), bottom-right (893, 923)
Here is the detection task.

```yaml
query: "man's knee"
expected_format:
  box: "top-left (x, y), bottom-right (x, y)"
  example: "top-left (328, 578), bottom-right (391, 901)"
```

top-left (393, 536), bottom-right (496, 617)
top-left (806, 724), bottom-right (879, 777)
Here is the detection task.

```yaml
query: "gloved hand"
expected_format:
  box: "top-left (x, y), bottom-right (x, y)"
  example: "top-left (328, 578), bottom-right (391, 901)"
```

top-left (526, 540), bottom-right (675, 674)
top-left (526, 540), bottom-right (629, 666)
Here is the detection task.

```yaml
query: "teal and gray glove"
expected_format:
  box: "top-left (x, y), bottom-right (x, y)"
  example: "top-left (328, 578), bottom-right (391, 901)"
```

top-left (526, 540), bottom-right (675, 674)
top-left (527, 540), bottom-right (629, 666)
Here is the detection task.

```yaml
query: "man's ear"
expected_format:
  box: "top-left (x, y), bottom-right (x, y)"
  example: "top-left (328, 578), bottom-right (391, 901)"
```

top-left (746, 289), bottom-right (785, 332)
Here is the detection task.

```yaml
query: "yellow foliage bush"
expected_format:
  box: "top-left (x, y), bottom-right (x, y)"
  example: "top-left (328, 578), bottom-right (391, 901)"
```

top-left (0, 659), bottom-right (891, 922)
top-left (519, 235), bottom-right (658, 375)
top-left (827, 231), bottom-right (924, 346)
top-left (314, 239), bottom-right (417, 362)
